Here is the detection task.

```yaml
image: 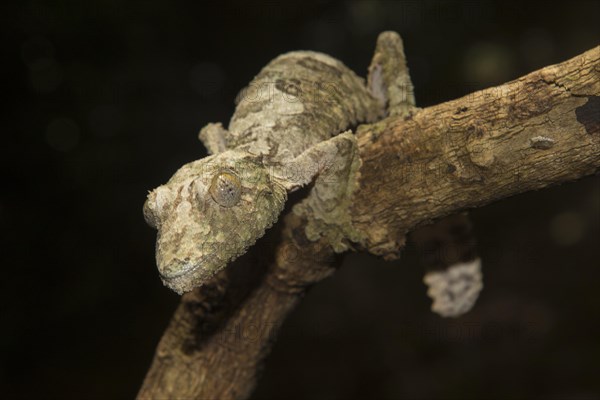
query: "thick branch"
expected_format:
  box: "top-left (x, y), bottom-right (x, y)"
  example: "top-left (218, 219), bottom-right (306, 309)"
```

top-left (352, 46), bottom-right (600, 258)
top-left (139, 46), bottom-right (599, 399)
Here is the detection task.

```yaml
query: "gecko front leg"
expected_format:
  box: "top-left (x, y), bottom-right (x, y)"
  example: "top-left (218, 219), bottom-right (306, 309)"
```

top-left (268, 33), bottom-right (422, 253)
top-left (274, 131), bottom-right (364, 252)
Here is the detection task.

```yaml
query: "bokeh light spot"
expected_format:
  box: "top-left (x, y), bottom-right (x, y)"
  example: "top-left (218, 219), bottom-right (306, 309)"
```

top-left (463, 42), bottom-right (515, 86)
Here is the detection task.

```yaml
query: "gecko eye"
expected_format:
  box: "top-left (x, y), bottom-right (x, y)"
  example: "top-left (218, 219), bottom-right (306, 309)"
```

top-left (209, 170), bottom-right (241, 207)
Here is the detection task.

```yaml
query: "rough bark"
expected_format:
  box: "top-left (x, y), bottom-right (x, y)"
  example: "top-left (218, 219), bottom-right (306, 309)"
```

top-left (352, 46), bottom-right (600, 258)
top-left (138, 46), bottom-right (599, 399)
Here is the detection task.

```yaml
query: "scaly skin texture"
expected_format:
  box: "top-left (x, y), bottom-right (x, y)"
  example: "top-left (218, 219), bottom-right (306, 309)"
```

top-left (145, 50), bottom-right (383, 294)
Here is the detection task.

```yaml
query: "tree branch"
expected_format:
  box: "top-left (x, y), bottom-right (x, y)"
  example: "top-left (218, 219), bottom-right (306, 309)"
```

top-left (138, 46), bottom-right (599, 399)
top-left (352, 46), bottom-right (599, 258)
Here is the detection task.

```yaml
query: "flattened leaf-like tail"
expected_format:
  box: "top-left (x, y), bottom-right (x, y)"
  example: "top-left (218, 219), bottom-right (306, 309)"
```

top-left (410, 213), bottom-right (483, 318)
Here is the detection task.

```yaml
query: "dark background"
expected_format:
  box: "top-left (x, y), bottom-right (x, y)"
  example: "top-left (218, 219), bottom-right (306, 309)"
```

top-left (2, 0), bottom-right (599, 398)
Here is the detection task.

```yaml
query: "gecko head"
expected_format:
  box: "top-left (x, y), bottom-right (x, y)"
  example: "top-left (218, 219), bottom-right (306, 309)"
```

top-left (143, 150), bottom-right (287, 294)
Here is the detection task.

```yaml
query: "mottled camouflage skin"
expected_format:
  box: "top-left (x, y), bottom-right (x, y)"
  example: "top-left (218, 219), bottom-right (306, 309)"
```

top-left (145, 51), bottom-right (382, 294)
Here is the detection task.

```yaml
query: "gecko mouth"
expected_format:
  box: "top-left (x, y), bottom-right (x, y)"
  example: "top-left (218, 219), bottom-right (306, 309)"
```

top-left (158, 262), bottom-right (203, 295)
top-left (158, 260), bottom-right (200, 280)
top-left (158, 257), bottom-right (224, 294)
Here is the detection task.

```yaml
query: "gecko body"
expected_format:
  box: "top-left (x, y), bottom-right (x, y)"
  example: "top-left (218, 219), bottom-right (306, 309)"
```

top-left (144, 51), bottom-right (382, 294)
